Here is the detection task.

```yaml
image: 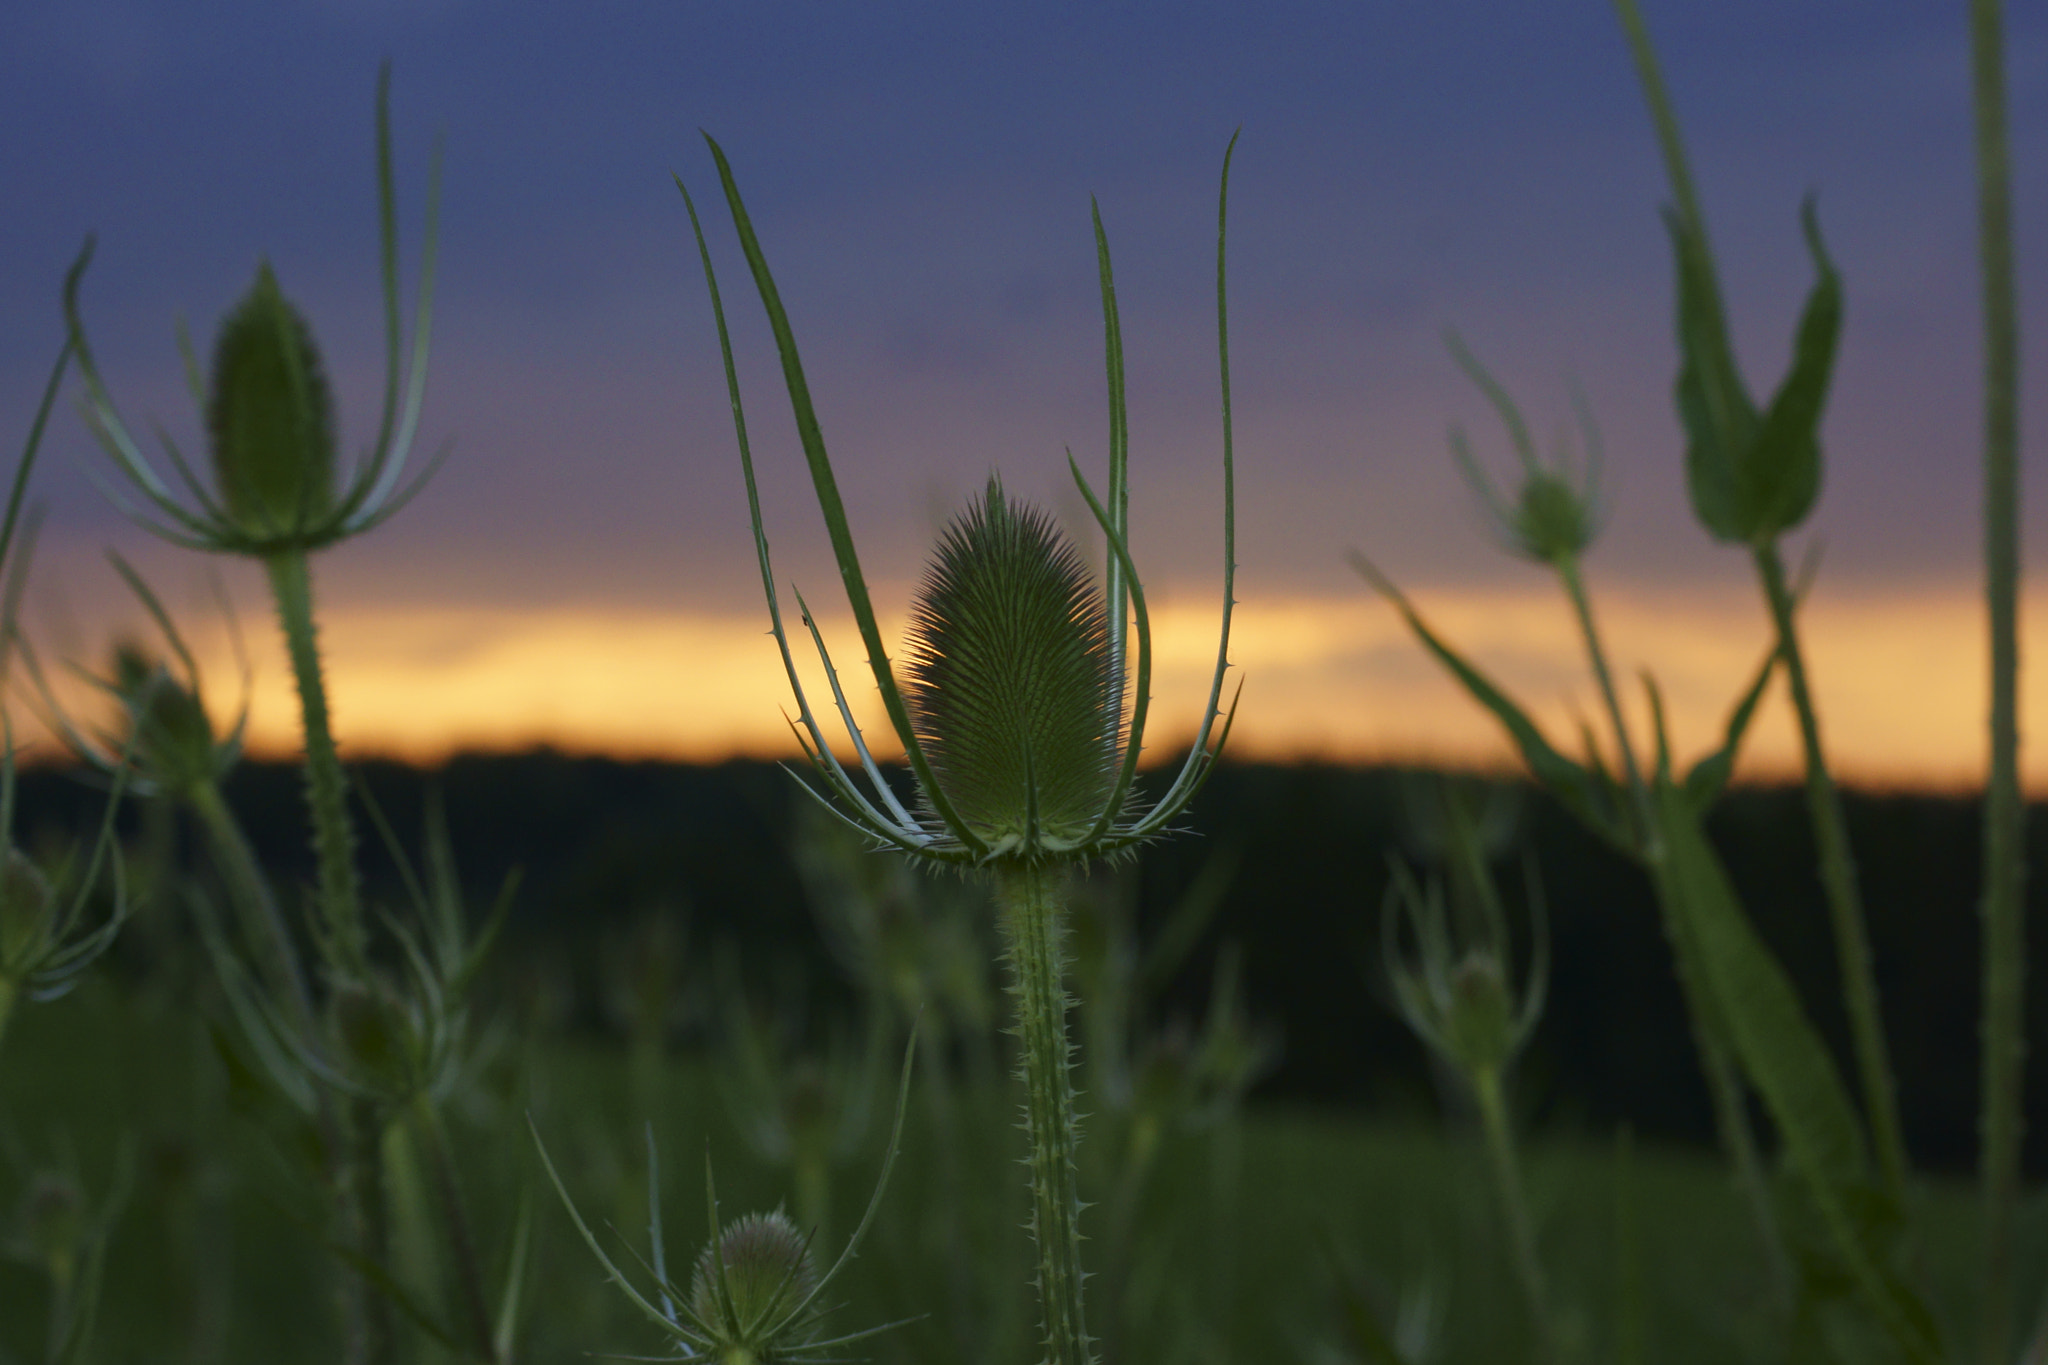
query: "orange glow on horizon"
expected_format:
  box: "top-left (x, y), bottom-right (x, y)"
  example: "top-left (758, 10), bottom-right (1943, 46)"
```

top-left (32, 582), bottom-right (2044, 795)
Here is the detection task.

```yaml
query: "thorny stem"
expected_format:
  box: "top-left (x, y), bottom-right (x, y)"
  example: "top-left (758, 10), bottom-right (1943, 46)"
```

top-left (995, 860), bottom-right (1094, 1365)
top-left (1754, 542), bottom-right (1908, 1201)
top-left (264, 550), bottom-right (366, 973)
top-left (1973, 0), bottom-right (2026, 1359)
top-left (1474, 1068), bottom-right (1551, 1357)
top-left (264, 549), bottom-right (390, 1364)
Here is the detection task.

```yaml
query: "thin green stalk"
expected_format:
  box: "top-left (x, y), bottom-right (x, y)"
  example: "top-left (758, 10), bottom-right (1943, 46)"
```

top-left (995, 860), bottom-right (1094, 1365)
top-left (1556, 556), bottom-right (1652, 837)
top-left (1558, 555), bottom-right (1788, 1295)
top-left (1474, 1069), bottom-right (1551, 1357)
top-left (0, 975), bottom-right (15, 1061)
top-left (263, 550), bottom-right (365, 972)
top-left (1754, 542), bottom-right (1907, 1200)
top-left (1972, 0), bottom-right (2025, 1358)
top-left (188, 780), bottom-right (315, 1027)
top-left (411, 1095), bottom-right (498, 1363)
top-left (350, 1097), bottom-right (397, 1365)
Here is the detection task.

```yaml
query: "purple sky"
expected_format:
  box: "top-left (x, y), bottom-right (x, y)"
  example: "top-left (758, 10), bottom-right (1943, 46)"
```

top-left (3, 1), bottom-right (2044, 764)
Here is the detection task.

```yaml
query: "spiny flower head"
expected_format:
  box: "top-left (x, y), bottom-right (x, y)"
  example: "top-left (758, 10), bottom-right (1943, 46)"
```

top-left (903, 480), bottom-right (1120, 858)
top-left (205, 262), bottom-right (339, 540)
top-left (690, 1209), bottom-right (820, 1354)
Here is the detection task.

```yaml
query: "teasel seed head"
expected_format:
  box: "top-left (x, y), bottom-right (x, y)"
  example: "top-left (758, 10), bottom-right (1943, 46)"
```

top-left (111, 643), bottom-right (222, 797)
top-left (690, 1208), bottom-right (819, 1349)
top-left (206, 262), bottom-right (339, 538)
top-left (901, 478), bottom-right (1120, 861)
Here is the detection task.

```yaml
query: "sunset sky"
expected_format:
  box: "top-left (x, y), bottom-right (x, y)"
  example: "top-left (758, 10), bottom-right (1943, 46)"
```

top-left (3, 1), bottom-right (2045, 790)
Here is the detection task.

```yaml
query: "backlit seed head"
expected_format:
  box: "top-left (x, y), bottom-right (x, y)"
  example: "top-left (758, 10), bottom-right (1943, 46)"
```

top-left (206, 262), bottom-right (338, 537)
top-left (902, 479), bottom-right (1119, 859)
top-left (690, 1209), bottom-right (818, 1341)
top-left (0, 847), bottom-right (55, 967)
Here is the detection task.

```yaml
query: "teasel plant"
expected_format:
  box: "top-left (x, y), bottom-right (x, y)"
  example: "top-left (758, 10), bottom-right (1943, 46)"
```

top-left (1349, 332), bottom-right (1794, 1307)
top-left (534, 1030), bottom-right (921, 1364)
top-left (0, 311), bottom-right (133, 1066)
top-left (55, 66), bottom-right (490, 1365)
top-left (1353, 4), bottom-right (1968, 1349)
top-left (1609, 0), bottom-right (1911, 1229)
top-left (678, 130), bottom-right (1242, 1365)
top-left (1381, 784), bottom-right (1551, 1356)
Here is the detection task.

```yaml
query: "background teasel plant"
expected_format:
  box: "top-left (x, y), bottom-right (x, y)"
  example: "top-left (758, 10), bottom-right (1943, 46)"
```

top-left (679, 129), bottom-right (1242, 1365)
top-left (52, 69), bottom-right (537, 1365)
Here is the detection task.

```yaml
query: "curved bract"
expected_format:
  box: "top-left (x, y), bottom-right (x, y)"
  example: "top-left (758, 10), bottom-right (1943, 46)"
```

top-left (678, 132), bottom-right (1243, 869)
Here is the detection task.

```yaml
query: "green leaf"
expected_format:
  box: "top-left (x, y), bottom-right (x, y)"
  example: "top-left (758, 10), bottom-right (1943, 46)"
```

top-left (1743, 200), bottom-right (1841, 539)
top-left (1351, 553), bottom-right (1628, 851)
top-left (1651, 778), bottom-right (1941, 1363)
top-left (1666, 209), bottom-right (1759, 544)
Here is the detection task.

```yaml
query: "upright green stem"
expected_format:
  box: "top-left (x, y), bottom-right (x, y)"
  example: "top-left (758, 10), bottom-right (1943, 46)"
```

top-left (412, 1094), bottom-right (498, 1363)
top-left (0, 975), bottom-right (16, 1061)
top-left (1754, 543), bottom-right (1907, 1200)
top-left (188, 780), bottom-right (315, 1027)
top-left (1972, 0), bottom-right (2025, 1358)
top-left (995, 860), bottom-right (1094, 1365)
top-left (1559, 555), bottom-right (1788, 1295)
top-left (1474, 1069), bottom-right (1551, 1357)
top-left (1557, 557), bottom-right (1652, 838)
top-left (263, 550), bottom-right (365, 972)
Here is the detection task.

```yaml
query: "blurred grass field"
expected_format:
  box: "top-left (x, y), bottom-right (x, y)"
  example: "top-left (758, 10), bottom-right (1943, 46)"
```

top-left (3, 965), bottom-right (2035, 1365)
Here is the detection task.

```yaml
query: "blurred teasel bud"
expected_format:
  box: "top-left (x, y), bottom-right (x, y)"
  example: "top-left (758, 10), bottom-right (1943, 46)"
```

top-left (206, 263), bottom-right (339, 538)
top-left (110, 643), bottom-right (225, 797)
top-left (1443, 333), bottom-right (1605, 569)
top-left (691, 1209), bottom-right (819, 1347)
top-left (1443, 953), bottom-right (1517, 1081)
top-left (1381, 853), bottom-right (1547, 1093)
top-left (902, 477), bottom-right (1120, 860)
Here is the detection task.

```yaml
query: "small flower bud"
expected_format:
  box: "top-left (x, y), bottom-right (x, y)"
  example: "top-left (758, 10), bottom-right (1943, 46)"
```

top-left (690, 1209), bottom-right (818, 1335)
top-left (1444, 953), bottom-right (1516, 1080)
top-left (1511, 469), bottom-right (1599, 565)
top-left (206, 262), bottom-right (338, 537)
top-left (111, 644), bottom-right (220, 795)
